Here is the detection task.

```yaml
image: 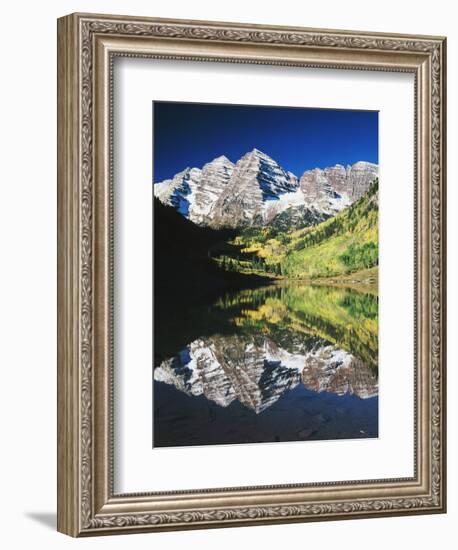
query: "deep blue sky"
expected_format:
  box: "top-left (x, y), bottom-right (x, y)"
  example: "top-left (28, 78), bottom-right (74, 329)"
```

top-left (153, 102), bottom-right (378, 182)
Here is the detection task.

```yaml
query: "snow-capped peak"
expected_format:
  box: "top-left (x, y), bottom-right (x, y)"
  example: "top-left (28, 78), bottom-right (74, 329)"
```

top-left (207, 154), bottom-right (234, 167)
top-left (245, 147), bottom-right (275, 163)
top-left (154, 151), bottom-right (378, 228)
top-left (351, 160), bottom-right (377, 168)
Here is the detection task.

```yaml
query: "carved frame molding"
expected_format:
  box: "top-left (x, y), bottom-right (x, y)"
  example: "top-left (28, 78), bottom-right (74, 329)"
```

top-left (57, 13), bottom-right (446, 536)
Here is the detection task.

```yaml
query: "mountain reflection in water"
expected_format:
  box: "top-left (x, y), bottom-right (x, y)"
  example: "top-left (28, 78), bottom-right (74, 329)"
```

top-left (153, 283), bottom-right (378, 447)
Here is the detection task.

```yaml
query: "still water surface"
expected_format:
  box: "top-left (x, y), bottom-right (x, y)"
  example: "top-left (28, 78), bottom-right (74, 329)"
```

top-left (153, 283), bottom-right (378, 447)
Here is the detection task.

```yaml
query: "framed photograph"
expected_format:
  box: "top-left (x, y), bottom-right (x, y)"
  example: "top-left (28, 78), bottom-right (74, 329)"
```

top-left (57, 13), bottom-right (446, 536)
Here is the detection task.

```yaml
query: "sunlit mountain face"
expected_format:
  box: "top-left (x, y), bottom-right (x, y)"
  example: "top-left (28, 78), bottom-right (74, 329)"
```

top-left (154, 148), bottom-right (378, 229)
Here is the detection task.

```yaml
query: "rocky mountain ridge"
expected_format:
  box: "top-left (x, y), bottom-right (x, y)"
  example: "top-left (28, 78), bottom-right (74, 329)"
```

top-left (154, 148), bottom-right (378, 229)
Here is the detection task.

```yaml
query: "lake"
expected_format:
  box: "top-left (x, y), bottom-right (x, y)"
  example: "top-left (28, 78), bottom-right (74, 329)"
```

top-left (153, 282), bottom-right (378, 447)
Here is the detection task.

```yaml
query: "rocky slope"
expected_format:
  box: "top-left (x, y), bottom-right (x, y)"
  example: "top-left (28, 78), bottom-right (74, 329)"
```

top-left (154, 148), bottom-right (378, 229)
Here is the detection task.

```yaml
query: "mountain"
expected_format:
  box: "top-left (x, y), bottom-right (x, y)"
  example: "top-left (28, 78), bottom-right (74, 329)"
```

top-left (154, 166), bottom-right (202, 217)
top-left (210, 148), bottom-right (299, 227)
top-left (155, 156), bottom-right (235, 225)
top-left (299, 161), bottom-right (378, 212)
top-left (154, 148), bottom-right (378, 229)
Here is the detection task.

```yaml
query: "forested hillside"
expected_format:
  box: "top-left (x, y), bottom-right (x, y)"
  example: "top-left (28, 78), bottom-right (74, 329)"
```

top-left (217, 179), bottom-right (379, 280)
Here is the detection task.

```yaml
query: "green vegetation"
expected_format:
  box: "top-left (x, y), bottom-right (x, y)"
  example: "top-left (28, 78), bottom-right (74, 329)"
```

top-left (214, 179), bottom-right (379, 280)
top-left (340, 242), bottom-right (378, 271)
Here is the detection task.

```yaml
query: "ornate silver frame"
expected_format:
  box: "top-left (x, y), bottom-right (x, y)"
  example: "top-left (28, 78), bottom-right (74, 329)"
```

top-left (57, 12), bottom-right (446, 536)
